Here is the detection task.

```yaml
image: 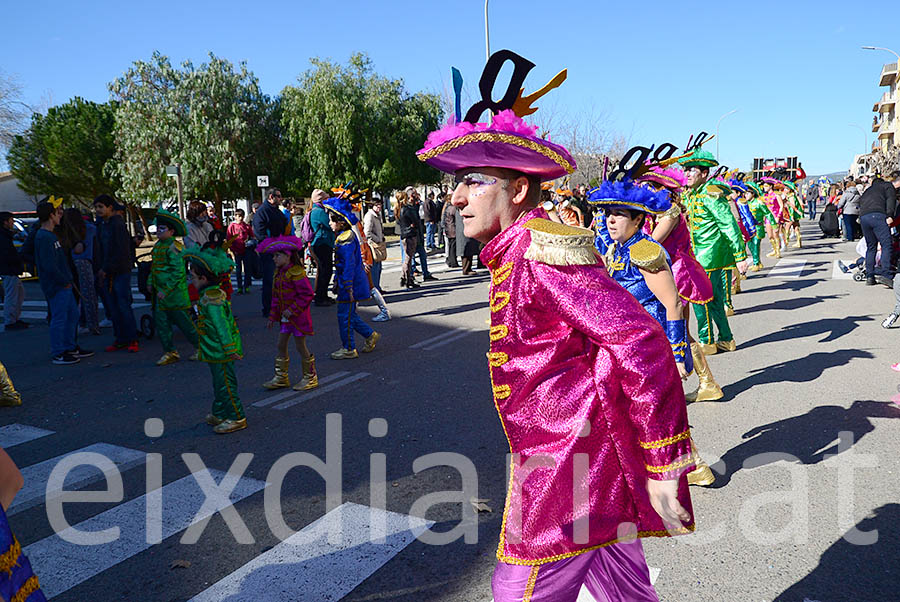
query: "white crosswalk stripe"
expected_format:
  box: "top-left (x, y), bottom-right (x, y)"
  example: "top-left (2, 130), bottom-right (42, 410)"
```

top-left (769, 258), bottom-right (807, 278)
top-left (410, 328), bottom-right (474, 351)
top-left (273, 372), bottom-right (371, 410)
top-left (831, 260), bottom-right (854, 280)
top-left (0, 423), bottom-right (55, 448)
top-left (9, 443), bottom-right (145, 516)
top-left (25, 468), bottom-right (266, 599)
top-left (190, 502), bottom-right (433, 601)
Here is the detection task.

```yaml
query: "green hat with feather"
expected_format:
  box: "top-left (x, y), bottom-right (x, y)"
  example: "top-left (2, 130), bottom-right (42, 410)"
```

top-left (678, 149), bottom-right (719, 169)
top-left (182, 247), bottom-right (234, 276)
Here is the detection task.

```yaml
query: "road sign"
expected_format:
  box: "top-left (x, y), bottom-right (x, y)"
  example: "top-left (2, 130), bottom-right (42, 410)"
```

top-left (257, 175), bottom-right (269, 188)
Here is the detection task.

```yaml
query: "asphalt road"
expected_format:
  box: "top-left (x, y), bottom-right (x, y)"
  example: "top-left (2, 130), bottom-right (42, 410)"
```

top-left (1, 220), bottom-right (897, 602)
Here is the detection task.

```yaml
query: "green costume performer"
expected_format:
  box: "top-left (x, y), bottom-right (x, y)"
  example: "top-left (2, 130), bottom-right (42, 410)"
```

top-left (783, 181), bottom-right (803, 248)
top-left (744, 182), bottom-right (776, 270)
top-left (680, 150), bottom-right (747, 354)
top-left (183, 247), bottom-right (247, 434)
top-left (150, 210), bottom-right (198, 365)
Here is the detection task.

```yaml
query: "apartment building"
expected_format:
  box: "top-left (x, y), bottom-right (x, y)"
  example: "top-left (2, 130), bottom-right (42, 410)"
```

top-left (872, 61), bottom-right (899, 153)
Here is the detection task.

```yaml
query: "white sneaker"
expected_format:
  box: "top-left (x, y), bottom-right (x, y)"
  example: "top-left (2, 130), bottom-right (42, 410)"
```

top-left (99, 319), bottom-right (113, 328)
top-left (372, 310), bottom-right (391, 322)
top-left (78, 326), bottom-right (90, 335)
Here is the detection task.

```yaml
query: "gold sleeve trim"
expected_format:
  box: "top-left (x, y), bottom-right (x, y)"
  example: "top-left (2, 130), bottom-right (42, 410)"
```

top-left (646, 457), bottom-right (695, 474)
top-left (493, 384), bottom-right (511, 400)
top-left (639, 429), bottom-right (691, 450)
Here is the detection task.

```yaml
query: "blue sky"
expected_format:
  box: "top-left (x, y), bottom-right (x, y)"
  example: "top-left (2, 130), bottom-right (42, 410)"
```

top-left (2, 0), bottom-right (897, 175)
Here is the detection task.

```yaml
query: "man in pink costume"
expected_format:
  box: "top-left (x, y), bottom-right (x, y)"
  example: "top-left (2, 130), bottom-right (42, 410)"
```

top-left (417, 51), bottom-right (695, 602)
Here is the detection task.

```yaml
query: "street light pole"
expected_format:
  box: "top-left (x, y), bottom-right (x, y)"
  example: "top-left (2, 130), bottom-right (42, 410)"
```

top-left (484, 0), bottom-right (491, 63)
top-left (862, 45), bottom-right (900, 63)
top-left (715, 109), bottom-right (739, 161)
top-left (848, 124), bottom-right (868, 155)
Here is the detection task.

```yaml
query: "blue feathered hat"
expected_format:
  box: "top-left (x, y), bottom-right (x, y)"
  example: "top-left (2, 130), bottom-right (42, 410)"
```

top-left (729, 179), bottom-right (748, 194)
top-left (322, 196), bottom-right (359, 227)
top-left (587, 178), bottom-right (672, 215)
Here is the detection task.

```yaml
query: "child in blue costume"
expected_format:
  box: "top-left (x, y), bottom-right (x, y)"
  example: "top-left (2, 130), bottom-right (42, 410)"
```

top-left (322, 196), bottom-right (380, 360)
top-left (588, 178), bottom-right (715, 486)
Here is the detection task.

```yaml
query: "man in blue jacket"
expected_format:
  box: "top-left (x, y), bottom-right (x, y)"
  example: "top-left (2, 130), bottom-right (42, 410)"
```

top-left (307, 189), bottom-right (336, 306)
top-left (34, 201), bottom-right (93, 364)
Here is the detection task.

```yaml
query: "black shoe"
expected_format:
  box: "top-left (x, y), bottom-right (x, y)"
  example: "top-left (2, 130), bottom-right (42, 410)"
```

top-left (5, 321), bottom-right (28, 330)
top-left (407, 281), bottom-right (421, 289)
top-left (866, 277), bottom-right (876, 286)
top-left (71, 346), bottom-right (95, 358)
top-left (423, 274), bottom-right (438, 281)
top-left (876, 275), bottom-right (894, 287)
top-left (52, 352), bottom-right (80, 365)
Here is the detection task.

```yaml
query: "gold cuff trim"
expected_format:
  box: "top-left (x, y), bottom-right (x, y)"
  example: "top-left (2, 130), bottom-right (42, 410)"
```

top-left (492, 262), bottom-right (514, 285)
top-left (490, 291), bottom-right (511, 313)
top-left (12, 575), bottom-right (41, 602)
top-left (0, 537), bottom-right (21, 576)
top-left (639, 429), bottom-right (691, 450)
top-left (493, 384), bottom-right (511, 400)
top-left (487, 352), bottom-right (509, 367)
top-left (646, 456), bottom-right (695, 474)
top-left (490, 324), bottom-right (509, 342)
top-left (417, 132), bottom-right (575, 175)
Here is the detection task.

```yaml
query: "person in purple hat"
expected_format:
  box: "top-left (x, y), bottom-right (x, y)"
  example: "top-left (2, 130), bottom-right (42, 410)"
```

top-left (418, 51), bottom-right (693, 602)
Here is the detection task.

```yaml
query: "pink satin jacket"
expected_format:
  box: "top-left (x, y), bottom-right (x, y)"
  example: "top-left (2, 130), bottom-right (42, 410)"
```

top-left (480, 208), bottom-right (695, 566)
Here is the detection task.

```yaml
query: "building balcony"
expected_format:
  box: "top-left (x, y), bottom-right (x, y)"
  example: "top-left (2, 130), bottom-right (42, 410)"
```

top-left (878, 117), bottom-right (896, 139)
top-left (873, 117), bottom-right (881, 132)
top-left (879, 91), bottom-right (897, 112)
top-left (879, 62), bottom-right (898, 87)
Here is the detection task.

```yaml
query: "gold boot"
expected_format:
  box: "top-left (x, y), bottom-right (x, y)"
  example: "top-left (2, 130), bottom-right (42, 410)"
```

top-left (685, 343), bottom-right (724, 402)
top-left (263, 357), bottom-right (291, 389)
top-left (725, 307), bottom-right (735, 317)
top-left (716, 339), bottom-right (737, 353)
top-left (699, 342), bottom-right (718, 356)
top-left (0, 361), bottom-right (22, 407)
top-left (733, 270), bottom-right (742, 294)
top-left (156, 350), bottom-right (180, 366)
top-left (293, 354), bottom-right (319, 391)
top-left (688, 457), bottom-right (716, 486)
top-left (795, 231), bottom-right (802, 248)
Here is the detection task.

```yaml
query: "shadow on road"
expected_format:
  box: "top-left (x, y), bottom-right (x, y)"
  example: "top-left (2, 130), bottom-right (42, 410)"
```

top-left (774, 502), bottom-right (900, 602)
top-left (723, 349), bottom-right (873, 400)
top-left (737, 315), bottom-right (875, 349)
top-left (736, 294), bottom-right (845, 315)
top-left (709, 400), bottom-right (899, 488)
top-left (740, 279), bottom-right (820, 295)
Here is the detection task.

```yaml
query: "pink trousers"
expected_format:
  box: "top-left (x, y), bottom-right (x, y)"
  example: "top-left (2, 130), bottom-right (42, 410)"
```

top-left (491, 539), bottom-right (658, 602)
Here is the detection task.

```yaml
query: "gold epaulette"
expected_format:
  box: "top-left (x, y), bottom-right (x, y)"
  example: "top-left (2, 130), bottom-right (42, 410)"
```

top-left (287, 264), bottom-right (308, 280)
top-left (201, 287), bottom-right (226, 306)
top-left (522, 218), bottom-right (599, 266)
top-left (336, 230), bottom-right (355, 245)
top-left (661, 204), bottom-right (681, 220)
top-left (172, 240), bottom-right (185, 253)
top-left (629, 239), bottom-right (667, 272)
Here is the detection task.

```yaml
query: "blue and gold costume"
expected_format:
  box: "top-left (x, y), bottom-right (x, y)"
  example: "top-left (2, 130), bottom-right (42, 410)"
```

top-left (1, 504), bottom-right (46, 601)
top-left (590, 180), bottom-right (691, 372)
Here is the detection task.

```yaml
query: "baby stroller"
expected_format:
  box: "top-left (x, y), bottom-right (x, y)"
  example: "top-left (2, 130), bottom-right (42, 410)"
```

top-left (136, 252), bottom-right (155, 339)
top-left (842, 235), bottom-right (900, 282)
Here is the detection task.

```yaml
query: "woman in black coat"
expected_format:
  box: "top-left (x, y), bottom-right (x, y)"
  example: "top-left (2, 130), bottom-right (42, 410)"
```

top-left (819, 202), bottom-right (840, 238)
top-left (396, 194), bottom-right (420, 289)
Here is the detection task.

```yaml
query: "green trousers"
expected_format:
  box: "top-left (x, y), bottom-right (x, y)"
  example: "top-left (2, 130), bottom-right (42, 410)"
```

top-left (694, 268), bottom-right (733, 345)
top-left (209, 362), bottom-right (244, 421)
top-left (749, 236), bottom-right (762, 265)
top-left (156, 307), bottom-right (198, 352)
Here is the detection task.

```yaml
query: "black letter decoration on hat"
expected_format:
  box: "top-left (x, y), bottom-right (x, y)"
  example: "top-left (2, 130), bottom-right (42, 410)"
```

top-left (462, 50), bottom-right (567, 123)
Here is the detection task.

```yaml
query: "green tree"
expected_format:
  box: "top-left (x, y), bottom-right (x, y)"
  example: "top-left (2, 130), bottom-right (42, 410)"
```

top-left (110, 51), bottom-right (283, 209)
top-left (281, 53), bottom-right (443, 195)
top-left (6, 97), bottom-right (119, 203)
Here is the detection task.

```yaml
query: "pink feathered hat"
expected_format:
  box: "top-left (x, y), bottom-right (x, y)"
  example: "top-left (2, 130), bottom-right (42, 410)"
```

top-left (258, 235), bottom-right (305, 254)
top-left (635, 164), bottom-right (688, 190)
top-left (417, 110), bottom-right (576, 182)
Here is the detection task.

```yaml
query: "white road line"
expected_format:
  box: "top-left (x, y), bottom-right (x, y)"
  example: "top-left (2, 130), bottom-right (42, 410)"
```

top-left (25, 469), bottom-right (265, 599)
top-left (768, 258), bottom-right (807, 278)
top-left (189, 502), bottom-right (432, 602)
top-left (382, 263), bottom-right (454, 275)
top-left (0, 424), bottom-right (54, 448)
top-left (9, 443), bottom-right (146, 516)
top-left (251, 371), bottom-right (351, 407)
top-left (422, 329), bottom-right (473, 351)
top-left (831, 260), bottom-right (854, 280)
top-left (273, 373), bottom-right (371, 410)
top-left (410, 328), bottom-right (469, 349)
